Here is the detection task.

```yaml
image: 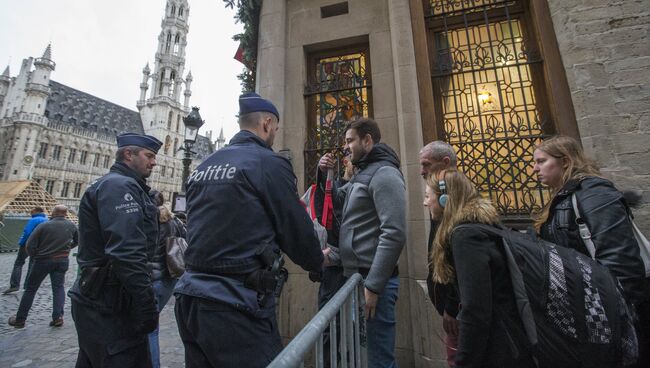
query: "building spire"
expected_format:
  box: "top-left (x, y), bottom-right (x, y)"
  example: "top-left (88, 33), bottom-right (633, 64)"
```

top-left (1, 65), bottom-right (9, 77)
top-left (42, 43), bottom-right (52, 60)
top-left (216, 127), bottom-right (226, 150)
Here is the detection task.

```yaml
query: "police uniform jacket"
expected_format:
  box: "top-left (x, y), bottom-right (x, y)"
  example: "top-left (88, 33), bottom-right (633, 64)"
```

top-left (69, 162), bottom-right (159, 319)
top-left (174, 130), bottom-right (323, 318)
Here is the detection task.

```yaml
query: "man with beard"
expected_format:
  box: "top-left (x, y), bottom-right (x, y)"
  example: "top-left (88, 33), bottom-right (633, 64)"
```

top-left (69, 133), bottom-right (162, 368)
top-left (318, 118), bottom-right (406, 368)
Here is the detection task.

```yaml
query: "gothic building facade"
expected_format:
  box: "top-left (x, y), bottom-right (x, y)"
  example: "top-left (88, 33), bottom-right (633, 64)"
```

top-left (0, 0), bottom-right (214, 213)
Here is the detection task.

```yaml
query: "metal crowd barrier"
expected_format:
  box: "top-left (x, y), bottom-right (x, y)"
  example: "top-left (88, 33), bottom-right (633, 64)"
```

top-left (268, 273), bottom-right (367, 368)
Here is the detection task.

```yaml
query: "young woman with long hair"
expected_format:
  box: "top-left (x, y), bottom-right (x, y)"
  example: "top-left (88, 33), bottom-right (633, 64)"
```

top-left (425, 169), bottom-right (535, 367)
top-left (533, 135), bottom-right (649, 365)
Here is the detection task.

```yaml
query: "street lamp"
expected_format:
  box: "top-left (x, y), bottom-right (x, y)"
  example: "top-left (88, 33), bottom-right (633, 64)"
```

top-left (181, 106), bottom-right (204, 192)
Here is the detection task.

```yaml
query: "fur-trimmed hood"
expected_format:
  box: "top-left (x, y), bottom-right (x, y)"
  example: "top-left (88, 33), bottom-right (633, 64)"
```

top-left (453, 197), bottom-right (500, 228)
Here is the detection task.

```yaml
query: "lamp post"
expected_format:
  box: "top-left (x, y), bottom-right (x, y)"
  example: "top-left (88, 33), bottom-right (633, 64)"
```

top-left (181, 106), bottom-right (204, 192)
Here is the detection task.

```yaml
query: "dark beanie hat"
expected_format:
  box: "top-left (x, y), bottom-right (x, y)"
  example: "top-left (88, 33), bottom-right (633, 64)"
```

top-left (239, 92), bottom-right (279, 120)
top-left (116, 133), bottom-right (163, 154)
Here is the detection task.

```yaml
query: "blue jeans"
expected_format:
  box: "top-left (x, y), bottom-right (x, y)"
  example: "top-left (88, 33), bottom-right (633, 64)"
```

top-left (366, 276), bottom-right (399, 368)
top-left (16, 257), bottom-right (68, 321)
top-left (148, 277), bottom-right (178, 368)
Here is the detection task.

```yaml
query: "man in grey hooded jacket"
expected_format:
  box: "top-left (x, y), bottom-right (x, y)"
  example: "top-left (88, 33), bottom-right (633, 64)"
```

top-left (319, 118), bottom-right (406, 368)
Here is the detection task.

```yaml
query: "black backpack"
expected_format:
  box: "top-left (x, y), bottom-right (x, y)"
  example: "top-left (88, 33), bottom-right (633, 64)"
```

top-left (455, 224), bottom-right (638, 368)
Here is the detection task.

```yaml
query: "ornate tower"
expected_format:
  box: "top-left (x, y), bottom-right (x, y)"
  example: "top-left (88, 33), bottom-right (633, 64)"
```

top-left (1, 44), bottom-right (54, 181)
top-left (23, 44), bottom-right (55, 116)
top-left (139, 0), bottom-right (192, 152)
top-left (138, 0), bottom-right (194, 200)
top-left (0, 66), bottom-right (10, 108)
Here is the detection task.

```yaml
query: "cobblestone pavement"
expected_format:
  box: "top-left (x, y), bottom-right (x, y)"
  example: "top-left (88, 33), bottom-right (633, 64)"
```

top-left (0, 252), bottom-right (185, 368)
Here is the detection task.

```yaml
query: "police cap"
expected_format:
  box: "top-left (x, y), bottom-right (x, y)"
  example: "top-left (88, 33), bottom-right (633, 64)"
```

top-left (116, 133), bottom-right (163, 154)
top-left (239, 92), bottom-right (279, 121)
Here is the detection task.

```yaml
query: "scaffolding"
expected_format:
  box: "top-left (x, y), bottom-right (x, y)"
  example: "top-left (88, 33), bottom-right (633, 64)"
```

top-left (0, 180), bottom-right (78, 222)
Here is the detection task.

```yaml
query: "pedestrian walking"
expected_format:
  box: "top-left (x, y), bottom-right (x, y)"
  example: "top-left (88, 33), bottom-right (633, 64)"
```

top-left (68, 133), bottom-right (162, 368)
top-left (173, 93), bottom-right (324, 368)
top-left (2, 206), bottom-right (47, 294)
top-left (7, 205), bottom-right (77, 328)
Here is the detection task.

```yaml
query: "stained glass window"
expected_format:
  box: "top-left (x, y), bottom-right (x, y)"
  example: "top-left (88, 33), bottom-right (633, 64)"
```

top-left (304, 48), bottom-right (372, 186)
top-left (427, 0), bottom-right (552, 220)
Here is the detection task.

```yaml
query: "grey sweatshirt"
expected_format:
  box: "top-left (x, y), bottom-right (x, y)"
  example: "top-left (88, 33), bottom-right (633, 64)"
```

top-left (26, 216), bottom-right (78, 259)
top-left (336, 144), bottom-right (406, 294)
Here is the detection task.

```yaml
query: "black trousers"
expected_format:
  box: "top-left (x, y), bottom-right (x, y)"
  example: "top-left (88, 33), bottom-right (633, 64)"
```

top-left (9, 246), bottom-right (31, 289)
top-left (71, 300), bottom-right (152, 368)
top-left (174, 294), bottom-right (283, 368)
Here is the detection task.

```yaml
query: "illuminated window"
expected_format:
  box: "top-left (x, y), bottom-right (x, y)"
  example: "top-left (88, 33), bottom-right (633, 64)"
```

top-left (426, 0), bottom-right (553, 220)
top-left (304, 44), bottom-right (372, 187)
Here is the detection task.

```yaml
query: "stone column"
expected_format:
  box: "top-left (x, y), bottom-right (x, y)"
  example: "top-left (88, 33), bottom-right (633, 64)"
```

top-left (388, 0), bottom-right (446, 366)
top-left (256, 0), bottom-right (287, 150)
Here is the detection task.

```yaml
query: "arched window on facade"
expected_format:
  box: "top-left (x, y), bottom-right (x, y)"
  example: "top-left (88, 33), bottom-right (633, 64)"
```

top-left (171, 4), bottom-right (176, 16)
top-left (176, 114), bottom-right (181, 132)
top-left (164, 135), bottom-right (172, 155)
top-left (167, 111), bottom-right (173, 130)
top-left (179, 6), bottom-right (184, 18)
top-left (169, 71), bottom-right (177, 97)
top-left (165, 32), bottom-right (172, 53)
top-left (173, 138), bottom-right (179, 155)
top-left (174, 34), bottom-right (181, 55)
top-left (158, 69), bottom-right (165, 95)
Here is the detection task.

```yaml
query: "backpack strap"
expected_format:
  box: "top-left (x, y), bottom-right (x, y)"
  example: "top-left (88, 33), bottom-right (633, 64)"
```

top-left (571, 194), bottom-right (597, 259)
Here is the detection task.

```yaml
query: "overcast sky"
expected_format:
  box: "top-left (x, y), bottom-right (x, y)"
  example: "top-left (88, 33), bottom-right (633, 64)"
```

top-left (0, 0), bottom-right (244, 143)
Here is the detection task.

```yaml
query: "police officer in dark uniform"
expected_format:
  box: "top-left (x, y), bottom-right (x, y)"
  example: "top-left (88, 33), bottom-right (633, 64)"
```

top-left (69, 133), bottom-right (162, 368)
top-left (174, 93), bottom-right (324, 367)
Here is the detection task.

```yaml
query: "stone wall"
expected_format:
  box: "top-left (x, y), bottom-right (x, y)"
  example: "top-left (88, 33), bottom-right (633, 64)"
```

top-left (547, 0), bottom-right (650, 231)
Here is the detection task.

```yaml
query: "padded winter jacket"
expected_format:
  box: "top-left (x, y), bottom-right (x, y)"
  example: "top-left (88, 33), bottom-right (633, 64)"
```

top-left (333, 143), bottom-right (406, 294)
top-left (540, 176), bottom-right (647, 304)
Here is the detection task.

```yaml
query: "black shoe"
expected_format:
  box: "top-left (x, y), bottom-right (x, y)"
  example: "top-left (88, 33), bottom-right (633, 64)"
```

top-left (8, 316), bottom-right (25, 328)
top-left (49, 317), bottom-right (63, 327)
top-left (2, 287), bottom-right (18, 295)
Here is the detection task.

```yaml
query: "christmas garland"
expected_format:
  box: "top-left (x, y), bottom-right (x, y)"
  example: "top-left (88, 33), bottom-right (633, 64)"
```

top-left (223, 0), bottom-right (263, 92)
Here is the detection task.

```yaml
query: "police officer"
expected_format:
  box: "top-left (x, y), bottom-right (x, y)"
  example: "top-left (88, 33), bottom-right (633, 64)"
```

top-left (174, 93), bottom-right (324, 367)
top-left (69, 133), bottom-right (162, 368)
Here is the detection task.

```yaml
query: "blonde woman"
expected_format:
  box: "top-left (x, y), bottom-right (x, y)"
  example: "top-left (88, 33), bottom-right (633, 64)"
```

top-left (424, 169), bottom-right (535, 368)
top-left (533, 135), bottom-right (649, 363)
